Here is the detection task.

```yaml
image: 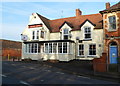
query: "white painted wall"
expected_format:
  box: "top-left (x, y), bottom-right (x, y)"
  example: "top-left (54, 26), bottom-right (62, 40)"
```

top-left (22, 14), bottom-right (104, 61)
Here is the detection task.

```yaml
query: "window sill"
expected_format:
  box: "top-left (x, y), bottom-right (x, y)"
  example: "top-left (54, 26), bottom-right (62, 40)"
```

top-left (77, 55), bottom-right (85, 57)
top-left (107, 29), bottom-right (117, 32)
top-left (87, 55), bottom-right (97, 57)
top-left (83, 39), bottom-right (92, 41)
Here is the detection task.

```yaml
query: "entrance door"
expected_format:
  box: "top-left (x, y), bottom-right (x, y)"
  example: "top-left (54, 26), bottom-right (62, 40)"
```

top-left (109, 45), bottom-right (118, 64)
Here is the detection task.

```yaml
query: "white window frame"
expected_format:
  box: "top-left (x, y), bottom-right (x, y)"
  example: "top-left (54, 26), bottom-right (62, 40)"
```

top-left (84, 27), bottom-right (91, 40)
top-left (108, 15), bottom-right (116, 31)
top-left (88, 44), bottom-right (96, 56)
top-left (25, 43), bottom-right (39, 54)
top-left (43, 42), bottom-right (72, 54)
top-left (78, 44), bottom-right (84, 56)
top-left (62, 29), bottom-right (69, 40)
top-left (32, 30), bottom-right (40, 40)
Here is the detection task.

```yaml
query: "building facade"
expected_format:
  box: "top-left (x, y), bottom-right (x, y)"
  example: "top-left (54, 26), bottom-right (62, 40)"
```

top-left (93, 2), bottom-right (120, 72)
top-left (21, 9), bottom-right (103, 61)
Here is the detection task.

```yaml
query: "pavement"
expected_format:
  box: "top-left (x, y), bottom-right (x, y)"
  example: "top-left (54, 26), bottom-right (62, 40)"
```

top-left (41, 60), bottom-right (120, 83)
top-left (1, 61), bottom-right (120, 85)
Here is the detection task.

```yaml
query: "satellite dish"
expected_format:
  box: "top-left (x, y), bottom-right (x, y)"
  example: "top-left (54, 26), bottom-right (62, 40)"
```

top-left (21, 35), bottom-right (28, 41)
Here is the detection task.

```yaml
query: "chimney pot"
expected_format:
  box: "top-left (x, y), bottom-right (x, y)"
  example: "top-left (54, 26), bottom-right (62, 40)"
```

top-left (106, 2), bottom-right (110, 9)
top-left (76, 9), bottom-right (82, 17)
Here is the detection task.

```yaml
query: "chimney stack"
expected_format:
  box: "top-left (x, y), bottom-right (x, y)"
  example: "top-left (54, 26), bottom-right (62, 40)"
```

top-left (106, 2), bottom-right (110, 9)
top-left (76, 9), bottom-right (82, 17)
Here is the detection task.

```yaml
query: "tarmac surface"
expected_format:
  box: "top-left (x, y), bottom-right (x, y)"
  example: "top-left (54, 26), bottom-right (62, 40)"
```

top-left (1, 61), bottom-right (120, 85)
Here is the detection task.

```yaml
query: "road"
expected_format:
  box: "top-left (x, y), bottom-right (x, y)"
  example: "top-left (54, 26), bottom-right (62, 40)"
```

top-left (1, 61), bottom-right (119, 85)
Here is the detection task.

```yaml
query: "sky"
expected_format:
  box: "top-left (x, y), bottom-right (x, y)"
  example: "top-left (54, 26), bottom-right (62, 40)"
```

top-left (1, 1), bottom-right (118, 41)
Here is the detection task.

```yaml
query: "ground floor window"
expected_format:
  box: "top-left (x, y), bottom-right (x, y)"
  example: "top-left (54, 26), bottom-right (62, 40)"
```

top-left (78, 44), bottom-right (84, 56)
top-left (89, 44), bottom-right (96, 55)
top-left (25, 42), bottom-right (72, 54)
top-left (25, 43), bottom-right (41, 53)
top-left (44, 42), bottom-right (71, 54)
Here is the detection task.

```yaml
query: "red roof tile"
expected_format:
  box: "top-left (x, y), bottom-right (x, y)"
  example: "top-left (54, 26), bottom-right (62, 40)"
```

top-left (37, 13), bottom-right (103, 33)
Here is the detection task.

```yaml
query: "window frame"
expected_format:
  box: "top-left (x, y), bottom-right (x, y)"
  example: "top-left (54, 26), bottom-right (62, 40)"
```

top-left (62, 29), bottom-right (69, 40)
top-left (108, 15), bottom-right (116, 31)
top-left (89, 44), bottom-right (96, 56)
top-left (84, 27), bottom-right (91, 40)
top-left (78, 44), bottom-right (84, 56)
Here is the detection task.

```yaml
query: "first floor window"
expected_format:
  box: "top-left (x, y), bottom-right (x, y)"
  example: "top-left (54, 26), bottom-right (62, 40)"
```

top-left (41, 31), bottom-right (44, 38)
top-left (84, 27), bottom-right (91, 39)
top-left (89, 44), bottom-right (96, 55)
top-left (109, 16), bottom-right (116, 30)
top-left (32, 31), bottom-right (35, 39)
top-left (78, 44), bottom-right (84, 56)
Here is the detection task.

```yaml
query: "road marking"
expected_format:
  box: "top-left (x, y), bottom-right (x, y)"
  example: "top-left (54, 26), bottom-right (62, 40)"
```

top-left (11, 64), bottom-right (16, 66)
top-left (29, 67), bottom-right (35, 69)
top-left (40, 80), bottom-right (44, 82)
top-left (0, 74), bottom-right (7, 77)
top-left (20, 81), bottom-right (30, 86)
top-left (44, 70), bottom-right (51, 72)
top-left (77, 75), bottom-right (90, 79)
top-left (56, 72), bottom-right (64, 74)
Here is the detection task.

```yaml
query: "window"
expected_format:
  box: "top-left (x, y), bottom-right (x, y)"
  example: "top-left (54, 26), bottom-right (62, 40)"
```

top-left (45, 43), bottom-right (48, 53)
top-left (49, 43), bottom-right (52, 53)
top-left (78, 44), bottom-right (84, 56)
top-left (32, 31), bottom-right (35, 39)
top-left (108, 16), bottom-right (116, 30)
top-left (41, 31), bottom-right (44, 38)
top-left (43, 42), bottom-right (72, 54)
top-left (37, 30), bottom-right (39, 39)
top-left (89, 44), bottom-right (96, 55)
top-left (53, 43), bottom-right (57, 53)
top-left (84, 27), bottom-right (91, 39)
top-left (32, 30), bottom-right (39, 40)
top-left (63, 42), bottom-right (67, 53)
top-left (63, 29), bottom-right (69, 40)
top-left (25, 43), bottom-right (39, 53)
top-left (58, 43), bottom-right (62, 53)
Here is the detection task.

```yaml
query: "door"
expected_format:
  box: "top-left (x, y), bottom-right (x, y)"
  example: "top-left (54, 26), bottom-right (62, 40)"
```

top-left (110, 46), bottom-right (118, 64)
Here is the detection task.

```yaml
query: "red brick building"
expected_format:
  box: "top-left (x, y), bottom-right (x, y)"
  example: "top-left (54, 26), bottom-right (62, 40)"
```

top-left (93, 2), bottom-right (120, 72)
top-left (0, 39), bottom-right (22, 61)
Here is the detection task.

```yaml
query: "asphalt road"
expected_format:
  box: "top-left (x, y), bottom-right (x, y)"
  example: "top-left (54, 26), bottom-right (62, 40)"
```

top-left (1, 61), bottom-right (119, 85)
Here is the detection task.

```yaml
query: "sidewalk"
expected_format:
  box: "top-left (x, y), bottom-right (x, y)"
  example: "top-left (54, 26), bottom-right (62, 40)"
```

top-left (42, 60), bottom-right (120, 83)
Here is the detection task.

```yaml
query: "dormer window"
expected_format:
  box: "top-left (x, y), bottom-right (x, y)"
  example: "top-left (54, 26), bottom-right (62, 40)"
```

top-left (108, 16), bottom-right (116, 30)
top-left (63, 29), bottom-right (69, 40)
top-left (84, 27), bottom-right (91, 39)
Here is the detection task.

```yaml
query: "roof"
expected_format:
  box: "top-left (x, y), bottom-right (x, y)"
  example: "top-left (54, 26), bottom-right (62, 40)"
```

top-left (37, 13), bottom-right (103, 33)
top-left (36, 13), bottom-right (52, 32)
top-left (0, 39), bottom-right (22, 49)
top-left (100, 2), bottom-right (120, 13)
